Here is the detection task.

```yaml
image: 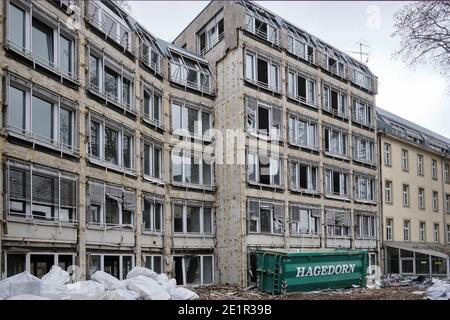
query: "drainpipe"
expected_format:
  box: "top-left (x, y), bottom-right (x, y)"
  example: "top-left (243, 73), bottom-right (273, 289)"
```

top-left (441, 156), bottom-right (449, 246)
top-left (377, 131), bottom-right (385, 273)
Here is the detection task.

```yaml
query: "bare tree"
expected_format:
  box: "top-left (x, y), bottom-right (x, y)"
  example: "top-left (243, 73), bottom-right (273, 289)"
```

top-left (392, 1), bottom-right (450, 91)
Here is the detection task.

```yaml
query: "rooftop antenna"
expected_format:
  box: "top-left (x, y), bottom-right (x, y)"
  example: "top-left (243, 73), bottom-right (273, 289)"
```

top-left (346, 42), bottom-right (370, 63)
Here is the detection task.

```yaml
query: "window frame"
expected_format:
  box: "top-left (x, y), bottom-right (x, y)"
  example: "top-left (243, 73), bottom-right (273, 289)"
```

top-left (244, 12), bottom-right (279, 45)
top-left (142, 137), bottom-right (163, 182)
top-left (386, 218), bottom-right (393, 241)
top-left (197, 10), bottom-right (224, 55)
top-left (325, 209), bottom-right (351, 237)
top-left (169, 53), bottom-right (212, 94)
top-left (324, 125), bottom-right (348, 158)
top-left (172, 254), bottom-right (214, 286)
top-left (288, 112), bottom-right (318, 150)
top-left (142, 82), bottom-right (163, 128)
top-left (88, 254), bottom-right (135, 281)
top-left (171, 148), bottom-right (214, 189)
top-left (417, 154), bottom-right (424, 176)
top-left (432, 191), bottom-right (439, 212)
top-left (287, 35), bottom-right (314, 63)
top-left (172, 202), bottom-right (214, 236)
top-left (403, 220), bottom-right (411, 241)
top-left (383, 143), bottom-right (392, 166)
top-left (401, 149), bottom-right (409, 172)
top-left (288, 158), bottom-right (319, 194)
top-left (402, 184), bottom-right (410, 207)
top-left (431, 159), bottom-right (438, 180)
top-left (322, 84), bottom-right (347, 118)
top-left (385, 180), bottom-right (393, 204)
top-left (247, 150), bottom-right (283, 188)
top-left (434, 223), bottom-right (440, 243)
top-left (352, 134), bottom-right (375, 164)
top-left (144, 255), bottom-right (164, 273)
top-left (247, 199), bottom-right (284, 235)
top-left (353, 173), bottom-right (376, 203)
top-left (287, 67), bottom-right (317, 106)
top-left (142, 194), bottom-right (164, 233)
top-left (355, 212), bottom-right (376, 240)
top-left (244, 49), bottom-right (281, 93)
top-left (351, 96), bottom-right (373, 128)
top-left (324, 167), bottom-right (350, 199)
top-left (170, 100), bottom-right (212, 141)
top-left (419, 221), bottom-right (426, 242)
top-left (418, 187), bottom-right (425, 209)
top-left (289, 204), bottom-right (320, 236)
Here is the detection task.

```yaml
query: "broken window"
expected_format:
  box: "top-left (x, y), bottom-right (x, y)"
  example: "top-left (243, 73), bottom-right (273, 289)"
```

top-left (352, 97), bottom-right (373, 127)
top-left (325, 168), bottom-right (349, 197)
top-left (173, 255), bottom-right (213, 285)
top-left (325, 210), bottom-right (351, 236)
top-left (244, 13), bottom-right (278, 44)
top-left (324, 126), bottom-right (347, 157)
top-left (355, 213), bottom-right (376, 239)
top-left (290, 205), bottom-right (320, 235)
top-left (171, 149), bottom-right (213, 187)
top-left (88, 181), bottom-right (135, 226)
top-left (247, 151), bottom-right (283, 187)
top-left (353, 135), bottom-right (375, 164)
top-left (88, 45), bottom-right (134, 110)
top-left (354, 174), bottom-right (376, 202)
top-left (288, 113), bottom-right (317, 149)
top-left (143, 139), bottom-right (163, 180)
top-left (145, 255), bottom-right (164, 273)
top-left (197, 11), bottom-right (224, 55)
top-left (244, 51), bottom-right (280, 91)
top-left (323, 85), bottom-right (346, 117)
top-left (245, 97), bottom-right (281, 139)
top-left (289, 159), bottom-right (318, 192)
top-left (89, 254), bottom-right (134, 280)
top-left (172, 202), bottom-right (214, 235)
top-left (247, 199), bottom-right (284, 234)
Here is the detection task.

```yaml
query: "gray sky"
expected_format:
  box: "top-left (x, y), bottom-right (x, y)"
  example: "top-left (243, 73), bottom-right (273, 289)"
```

top-left (128, 1), bottom-right (450, 138)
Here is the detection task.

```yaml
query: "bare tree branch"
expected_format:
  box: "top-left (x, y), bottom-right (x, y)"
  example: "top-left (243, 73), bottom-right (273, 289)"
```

top-left (392, 1), bottom-right (450, 92)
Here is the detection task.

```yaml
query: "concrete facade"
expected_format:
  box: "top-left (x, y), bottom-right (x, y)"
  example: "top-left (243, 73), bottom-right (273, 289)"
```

top-left (174, 1), bottom-right (379, 285)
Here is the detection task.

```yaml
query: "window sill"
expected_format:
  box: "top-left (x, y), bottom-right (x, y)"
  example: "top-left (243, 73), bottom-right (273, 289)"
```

top-left (247, 130), bottom-right (281, 142)
top-left (247, 181), bottom-right (284, 190)
top-left (171, 131), bottom-right (213, 143)
top-left (322, 108), bottom-right (348, 120)
top-left (87, 224), bottom-right (135, 231)
top-left (351, 120), bottom-right (375, 130)
top-left (286, 94), bottom-right (318, 109)
top-left (323, 152), bottom-right (350, 161)
top-left (5, 40), bottom-right (80, 86)
top-left (173, 233), bottom-right (214, 238)
top-left (143, 175), bottom-right (165, 186)
top-left (171, 181), bottom-right (215, 191)
top-left (6, 128), bottom-right (80, 157)
top-left (87, 156), bottom-right (137, 176)
top-left (7, 215), bottom-right (78, 227)
top-left (142, 230), bottom-right (164, 236)
top-left (142, 117), bottom-right (164, 131)
top-left (244, 78), bottom-right (282, 95)
top-left (85, 19), bottom-right (134, 56)
top-left (169, 78), bottom-right (214, 96)
top-left (289, 187), bottom-right (320, 196)
top-left (354, 199), bottom-right (377, 205)
top-left (287, 141), bottom-right (319, 152)
top-left (248, 232), bottom-right (284, 237)
top-left (326, 235), bottom-right (351, 240)
top-left (290, 233), bottom-right (321, 238)
top-left (355, 237), bottom-right (377, 241)
top-left (325, 194), bottom-right (351, 201)
top-left (86, 85), bottom-right (137, 115)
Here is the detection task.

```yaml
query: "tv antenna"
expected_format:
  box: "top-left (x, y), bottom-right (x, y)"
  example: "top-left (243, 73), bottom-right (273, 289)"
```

top-left (347, 42), bottom-right (370, 63)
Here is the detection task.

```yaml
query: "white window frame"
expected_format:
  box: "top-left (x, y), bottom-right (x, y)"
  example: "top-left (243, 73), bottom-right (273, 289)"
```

top-left (401, 149), bottom-right (409, 171)
top-left (355, 213), bottom-right (376, 239)
top-left (288, 113), bottom-right (318, 150)
top-left (287, 35), bottom-right (314, 63)
top-left (171, 149), bottom-right (214, 188)
top-left (7, 73), bottom-right (78, 154)
top-left (325, 210), bottom-right (351, 237)
top-left (431, 159), bottom-right (438, 180)
top-left (403, 220), bottom-right (410, 241)
top-left (434, 224), bottom-right (440, 243)
top-left (385, 180), bottom-right (392, 204)
top-left (418, 188), bottom-right (425, 209)
top-left (287, 68), bottom-right (316, 105)
top-left (432, 191), bottom-right (439, 212)
top-left (417, 154), bottom-right (424, 176)
top-left (352, 97), bottom-right (373, 127)
top-left (247, 151), bottom-right (283, 187)
top-left (246, 98), bottom-right (282, 140)
top-left (172, 254), bottom-right (214, 286)
top-left (86, 0), bottom-right (132, 50)
top-left (6, 160), bottom-right (78, 223)
top-left (88, 113), bottom-right (134, 172)
top-left (6, 252), bottom-right (75, 278)
top-left (386, 218), bottom-right (393, 241)
top-left (384, 143), bottom-right (391, 166)
top-left (446, 194), bottom-right (450, 213)
top-left (445, 163), bottom-right (450, 184)
top-left (197, 10), bottom-right (224, 55)
top-left (88, 181), bottom-right (135, 227)
top-left (142, 194), bottom-right (164, 233)
top-left (169, 53), bottom-right (212, 94)
top-left (325, 168), bottom-right (349, 198)
top-left (403, 184), bottom-right (410, 207)
top-left (244, 12), bottom-right (279, 45)
top-left (354, 174), bottom-right (376, 202)
top-left (144, 255), bottom-right (164, 273)
top-left (248, 199), bottom-right (284, 235)
top-left (322, 84), bottom-right (347, 118)
top-left (353, 135), bottom-right (375, 164)
top-left (172, 202), bottom-right (214, 235)
top-left (290, 205), bottom-right (320, 235)
top-left (324, 126), bottom-right (348, 158)
top-left (244, 49), bottom-right (280, 92)
top-left (6, 0), bottom-right (78, 81)
top-left (289, 159), bottom-right (318, 193)
top-left (88, 45), bottom-right (135, 112)
top-left (141, 41), bottom-right (161, 74)
top-left (171, 100), bottom-right (212, 141)
top-left (88, 254), bottom-right (135, 281)
top-left (142, 83), bottom-right (163, 128)
top-left (419, 221), bottom-right (426, 242)
top-left (142, 138), bottom-right (163, 181)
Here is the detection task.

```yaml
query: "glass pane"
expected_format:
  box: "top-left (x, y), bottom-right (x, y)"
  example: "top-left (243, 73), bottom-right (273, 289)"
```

top-left (144, 144), bottom-right (150, 176)
top-left (143, 199), bottom-right (151, 229)
top-left (173, 205), bottom-right (183, 232)
top-left (122, 134), bottom-right (132, 168)
top-left (89, 255), bottom-right (101, 278)
top-left (9, 3), bottom-right (25, 47)
top-left (202, 111), bottom-right (210, 135)
top-left (90, 121), bottom-right (100, 157)
top-left (122, 78), bottom-right (131, 106)
top-left (89, 55), bottom-right (99, 87)
top-left (202, 160), bottom-right (211, 186)
top-left (59, 108), bottom-right (72, 147)
top-left (171, 103), bottom-right (181, 131)
top-left (30, 254), bottom-right (54, 278)
top-left (32, 95), bottom-right (53, 140)
top-left (9, 86), bottom-right (25, 130)
top-left (203, 207), bottom-right (212, 234)
top-left (190, 156), bottom-right (200, 184)
top-left (122, 256), bottom-right (133, 280)
top-left (260, 208), bottom-right (271, 233)
top-left (105, 67), bottom-right (118, 98)
top-left (154, 203), bottom-right (162, 231)
top-left (202, 256), bottom-right (213, 283)
top-left (153, 94), bottom-right (161, 122)
top-left (143, 90), bottom-right (151, 116)
top-left (103, 256), bottom-right (120, 279)
top-left (172, 151), bottom-right (182, 182)
top-left (7, 254), bottom-right (25, 277)
top-left (105, 197), bottom-right (119, 224)
top-left (153, 147), bottom-right (161, 179)
top-left (32, 18), bottom-right (54, 63)
top-left (153, 256), bottom-right (162, 274)
top-left (185, 256), bottom-right (201, 284)
top-left (187, 206), bottom-right (200, 233)
top-left (187, 108), bottom-right (198, 135)
top-left (104, 127), bottom-right (118, 164)
top-left (60, 35), bottom-right (72, 74)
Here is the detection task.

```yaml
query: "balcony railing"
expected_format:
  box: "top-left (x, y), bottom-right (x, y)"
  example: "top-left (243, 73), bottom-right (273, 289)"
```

top-left (87, 83), bottom-right (137, 114)
top-left (200, 32), bottom-right (224, 56)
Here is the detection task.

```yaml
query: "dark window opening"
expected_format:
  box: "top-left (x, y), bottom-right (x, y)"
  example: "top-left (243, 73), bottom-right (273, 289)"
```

top-left (249, 253), bottom-right (257, 284)
top-left (333, 172), bottom-right (340, 193)
top-left (103, 256), bottom-right (120, 279)
top-left (260, 208), bottom-right (271, 233)
top-left (297, 76), bottom-right (306, 99)
top-left (58, 255), bottom-right (73, 271)
top-left (257, 58), bottom-right (268, 84)
top-left (30, 254), bottom-right (54, 278)
top-left (255, 19), bottom-right (267, 38)
top-left (331, 90), bottom-right (338, 111)
top-left (258, 107), bottom-right (269, 134)
top-left (218, 19), bottom-right (224, 36)
top-left (299, 164), bottom-right (308, 189)
top-left (174, 257), bottom-right (184, 285)
top-left (7, 254), bottom-right (25, 277)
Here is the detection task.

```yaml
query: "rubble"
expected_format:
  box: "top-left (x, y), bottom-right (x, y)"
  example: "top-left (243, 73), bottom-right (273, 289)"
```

top-left (0, 266), bottom-right (199, 300)
top-left (425, 279), bottom-right (450, 300)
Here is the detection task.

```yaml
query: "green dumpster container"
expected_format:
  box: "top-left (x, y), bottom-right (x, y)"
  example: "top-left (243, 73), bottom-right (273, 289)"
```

top-left (256, 249), bottom-right (368, 295)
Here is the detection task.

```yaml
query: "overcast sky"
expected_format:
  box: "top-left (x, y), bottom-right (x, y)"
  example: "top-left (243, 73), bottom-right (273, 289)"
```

top-left (127, 1), bottom-right (450, 138)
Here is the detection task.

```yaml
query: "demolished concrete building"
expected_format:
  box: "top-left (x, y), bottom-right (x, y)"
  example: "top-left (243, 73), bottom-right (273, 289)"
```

top-left (0, 0), bottom-right (383, 286)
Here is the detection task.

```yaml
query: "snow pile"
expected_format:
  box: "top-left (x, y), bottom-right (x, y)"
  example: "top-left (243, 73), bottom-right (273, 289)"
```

top-left (0, 266), bottom-right (199, 300)
top-left (426, 279), bottom-right (450, 300)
